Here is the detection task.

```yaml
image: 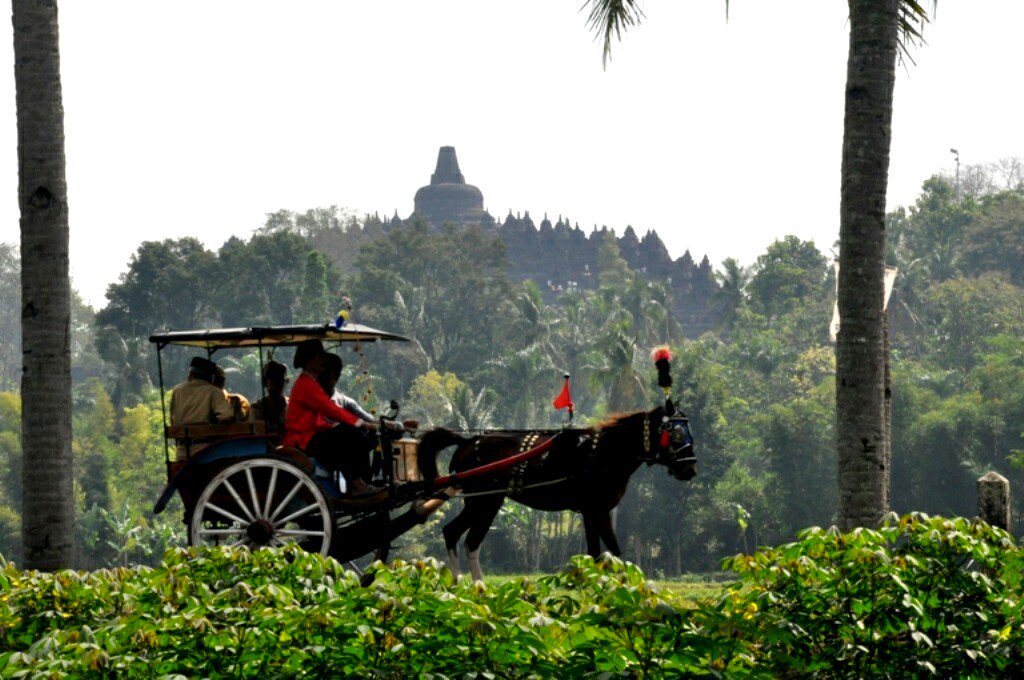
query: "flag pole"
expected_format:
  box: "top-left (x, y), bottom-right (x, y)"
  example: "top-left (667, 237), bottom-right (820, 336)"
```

top-left (565, 373), bottom-right (574, 425)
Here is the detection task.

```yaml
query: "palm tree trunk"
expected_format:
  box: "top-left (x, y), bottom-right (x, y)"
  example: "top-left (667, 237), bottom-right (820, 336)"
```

top-left (836, 0), bottom-right (898, 531)
top-left (14, 0), bottom-right (74, 569)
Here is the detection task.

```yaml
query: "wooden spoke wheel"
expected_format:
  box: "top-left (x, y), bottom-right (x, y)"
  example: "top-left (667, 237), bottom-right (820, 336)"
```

top-left (189, 458), bottom-right (333, 555)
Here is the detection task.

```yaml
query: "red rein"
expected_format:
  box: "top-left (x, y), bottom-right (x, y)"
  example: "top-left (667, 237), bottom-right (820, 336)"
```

top-left (432, 436), bottom-right (556, 488)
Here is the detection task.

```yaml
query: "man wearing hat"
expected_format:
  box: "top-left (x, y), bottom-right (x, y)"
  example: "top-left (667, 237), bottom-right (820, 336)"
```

top-left (169, 357), bottom-right (235, 460)
top-left (284, 339), bottom-right (384, 498)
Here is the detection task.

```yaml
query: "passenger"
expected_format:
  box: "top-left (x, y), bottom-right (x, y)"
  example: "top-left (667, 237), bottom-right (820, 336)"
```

top-left (318, 352), bottom-right (402, 482)
top-left (283, 339), bottom-right (383, 498)
top-left (169, 356), bottom-right (234, 460)
top-left (249, 360), bottom-right (289, 435)
top-left (318, 353), bottom-right (376, 424)
top-left (212, 365), bottom-right (250, 422)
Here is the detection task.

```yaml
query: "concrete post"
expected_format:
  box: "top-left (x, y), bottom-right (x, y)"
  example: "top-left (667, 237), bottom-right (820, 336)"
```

top-left (977, 471), bottom-right (1010, 532)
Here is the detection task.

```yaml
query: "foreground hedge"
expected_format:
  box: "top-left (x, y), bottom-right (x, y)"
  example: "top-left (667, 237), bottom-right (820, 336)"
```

top-left (1, 513), bottom-right (1022, 678)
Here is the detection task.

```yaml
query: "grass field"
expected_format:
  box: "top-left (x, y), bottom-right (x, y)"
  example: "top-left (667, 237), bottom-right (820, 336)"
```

top-left (484, 572), bottom-right (732, 608)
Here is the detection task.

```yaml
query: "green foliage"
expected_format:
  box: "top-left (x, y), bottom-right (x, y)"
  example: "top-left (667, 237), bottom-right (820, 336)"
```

top-left (923, 273), bottom-right (1024, 376)
top-left (0, 392), bottom-right (20, 564)
top-left (747, 236), bottom-right (829, 321)
top-left (299, 251), bottom-right (331, 324)
top-left (94, 232), bottom-right (341, 405)
top-left (0, 245), bottom-right (20, 392)
top-left (346, 219), bottom-right (510, 379)
top-left (717, 513), bottom-right (1024, 677)
top-left (4, 516), bottom-right (1023, 677)
top-left (762, 389), bottom-right (836, 534)
top-left (405, 370), bottom-right (497, 430)
top-left (0, 549), bottom-right (726, 677)
top-left (960, 192), bottom-right (1024, 286)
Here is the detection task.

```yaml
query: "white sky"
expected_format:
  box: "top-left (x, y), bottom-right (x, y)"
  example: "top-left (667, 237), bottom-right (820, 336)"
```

top-left (2, 1), bottom-right (1022, 308)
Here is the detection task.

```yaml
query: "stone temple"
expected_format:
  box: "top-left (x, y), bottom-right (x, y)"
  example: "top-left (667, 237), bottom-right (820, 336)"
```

top-left (411, 146), bottom-right (494, 228)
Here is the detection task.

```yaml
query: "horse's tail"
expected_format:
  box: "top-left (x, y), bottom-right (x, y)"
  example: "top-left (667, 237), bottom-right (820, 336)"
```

top-left (417, 428), bottom-right (471, 482)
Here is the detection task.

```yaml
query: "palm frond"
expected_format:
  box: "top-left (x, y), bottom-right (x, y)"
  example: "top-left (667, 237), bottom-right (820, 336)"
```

top-left (897, 0), bottom-right (934, 66)
top-left (582, 0), bottom-right (645, 68)
top-left (584, 1), bottom-right (933, 68)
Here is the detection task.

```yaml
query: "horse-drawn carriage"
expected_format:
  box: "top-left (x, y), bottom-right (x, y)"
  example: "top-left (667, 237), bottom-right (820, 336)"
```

top-left (149, 323), bottom-right (697, 579)
top-left (149, 323), bottom-right (446, 572)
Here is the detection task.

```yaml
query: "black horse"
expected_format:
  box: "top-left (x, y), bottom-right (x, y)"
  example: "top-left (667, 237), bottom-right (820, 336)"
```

top-left (417, 402), bottom-right (696, 580)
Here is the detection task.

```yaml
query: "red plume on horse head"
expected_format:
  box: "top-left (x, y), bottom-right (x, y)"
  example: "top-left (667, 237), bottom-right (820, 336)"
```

top-left (652, 345), bottom-right (672, 393)
top-left (652, 345), bottom-right (675, 447)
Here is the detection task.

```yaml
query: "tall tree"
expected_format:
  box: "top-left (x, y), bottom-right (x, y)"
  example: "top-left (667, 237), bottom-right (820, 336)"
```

top-left (747, 236), bottom-right (829, 321)
top-left (300, 251), bottom-right (330, 324)
top-left (584, 0), bottom-right (928, 530)
top-left (834, 0), bottom-right (901, 529)
top-left (711, 257), bottom-right (749, 336)
top-left (14, 0), bottom-right (74, 569)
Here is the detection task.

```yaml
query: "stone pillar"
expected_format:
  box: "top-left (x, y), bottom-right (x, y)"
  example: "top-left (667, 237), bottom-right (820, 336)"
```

top-left (977, 471), bottom-right (1010, 532)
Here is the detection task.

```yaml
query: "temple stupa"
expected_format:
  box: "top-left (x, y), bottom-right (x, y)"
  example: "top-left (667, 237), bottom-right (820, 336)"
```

top-left (411, 146), bottom-right (494, 228)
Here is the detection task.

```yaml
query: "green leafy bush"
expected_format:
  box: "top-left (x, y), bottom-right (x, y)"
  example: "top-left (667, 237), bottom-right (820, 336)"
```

top-left (0, 547), bottom-right (724, 678)
top-left (1, 514), bottom-right (1023, 678)
top-left (713, 513), bottom-right (1024, 677)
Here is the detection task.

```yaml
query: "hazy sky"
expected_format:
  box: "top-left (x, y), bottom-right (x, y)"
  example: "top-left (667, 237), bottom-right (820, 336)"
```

top-left (2, 1), bottom-right (1022, 307)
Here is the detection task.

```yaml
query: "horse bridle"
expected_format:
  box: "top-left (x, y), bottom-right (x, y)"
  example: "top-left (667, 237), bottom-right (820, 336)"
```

top-left (642, 411), bottom-right (696, 466)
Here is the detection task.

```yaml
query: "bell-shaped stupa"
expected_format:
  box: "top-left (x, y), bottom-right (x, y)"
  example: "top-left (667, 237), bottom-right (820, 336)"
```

top-left (412, 146), bottom-right (493, 228)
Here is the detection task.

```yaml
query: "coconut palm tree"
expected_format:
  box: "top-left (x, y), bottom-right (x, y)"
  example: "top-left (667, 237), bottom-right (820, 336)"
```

top-left (487, 344), bottom-right (557, 428)
top-left (587, 328), bottom-right (647, 414)
top-left (584, 0), bottom-right (931, 529)
top-left (444, 383), bottom-right (499, 431)
top-left (14, 0), bottom-right (74, 569)
top-left (712, 258), bottom-right (749, 337)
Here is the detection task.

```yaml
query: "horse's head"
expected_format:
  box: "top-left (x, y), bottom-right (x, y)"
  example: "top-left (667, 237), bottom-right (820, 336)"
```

top-left (645, 400), bottom-right (696, 481)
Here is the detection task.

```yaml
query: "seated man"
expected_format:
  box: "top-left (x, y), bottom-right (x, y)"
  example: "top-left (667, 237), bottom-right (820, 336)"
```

top-left (318, 352), bottom-right (398, 481)
top-left (283, 339), bottom-right (383, 498)
top-left (169, 356), bottom-right (235, 460)
top-left (249, 360), bottom-right (288, 435)
top-left (318, 353), bottom-right (375, 424)
top-left (213, 365), bottom-right (250, 422)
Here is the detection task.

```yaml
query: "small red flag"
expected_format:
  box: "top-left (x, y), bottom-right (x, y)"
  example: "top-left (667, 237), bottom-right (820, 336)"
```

top-left (553, 374), bottom-right (574, 412)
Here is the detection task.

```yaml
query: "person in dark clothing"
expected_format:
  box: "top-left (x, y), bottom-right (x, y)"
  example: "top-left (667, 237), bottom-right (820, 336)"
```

top-left (250, 360), bottom-right (288, 435)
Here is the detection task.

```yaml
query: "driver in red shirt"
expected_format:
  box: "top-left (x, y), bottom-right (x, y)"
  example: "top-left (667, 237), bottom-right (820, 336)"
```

top-left (284, 339), bottom-right (383, 497)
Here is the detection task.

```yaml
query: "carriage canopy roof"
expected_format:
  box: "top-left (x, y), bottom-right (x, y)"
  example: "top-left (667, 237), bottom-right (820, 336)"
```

top-left (149, 323), bottom-right (410, 350)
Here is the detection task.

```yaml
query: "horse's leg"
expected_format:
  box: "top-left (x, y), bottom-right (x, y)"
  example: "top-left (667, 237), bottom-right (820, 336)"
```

top-left (462, 495), bottom-right (505, 583)
top-left (442, 503), bottom-right (476, 580)
top-left (582, 511), bottom-right (602, 558)
top-left (598, 511), bottom-right (622, 556)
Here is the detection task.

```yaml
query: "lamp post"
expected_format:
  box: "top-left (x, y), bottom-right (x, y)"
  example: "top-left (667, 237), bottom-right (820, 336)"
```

top-left (950, 148), bottom-right (960, 196)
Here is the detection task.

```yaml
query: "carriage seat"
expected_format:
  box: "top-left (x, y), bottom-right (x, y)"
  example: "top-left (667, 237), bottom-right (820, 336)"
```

top-left (166, 421), bottom-right (268, 442)
top-left (167, 421), bottom-right (268, 462)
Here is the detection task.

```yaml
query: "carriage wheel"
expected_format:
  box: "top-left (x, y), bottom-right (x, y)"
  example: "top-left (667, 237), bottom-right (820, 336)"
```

top-left (189, 458), bottom-right (333, 555)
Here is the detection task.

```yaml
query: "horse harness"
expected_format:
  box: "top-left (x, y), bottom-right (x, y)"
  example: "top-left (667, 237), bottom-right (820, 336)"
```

top-left (453, 431), bottom-right (572, 500)
top-left (450, 413), bottom-right (693, 500)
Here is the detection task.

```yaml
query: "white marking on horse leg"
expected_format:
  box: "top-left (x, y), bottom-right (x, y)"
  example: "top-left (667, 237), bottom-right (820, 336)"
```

top-left (467, 547), bottom-right (484, 583)
top-left (446, 548), bottom-right (461, 580)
